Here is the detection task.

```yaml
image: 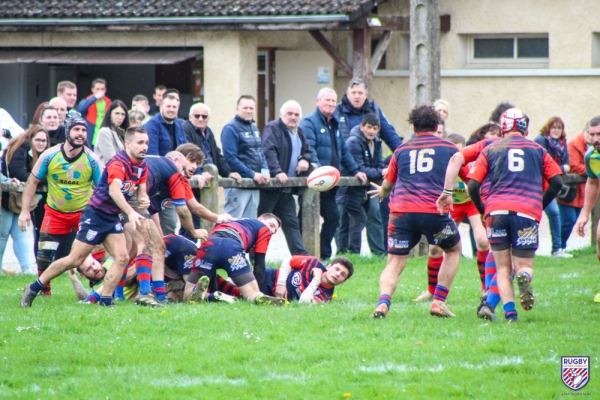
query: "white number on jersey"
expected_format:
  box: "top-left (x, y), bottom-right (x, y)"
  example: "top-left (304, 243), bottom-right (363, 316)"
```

top-left (409, 149), bottom-right (436, 174)
top-left (508, 149), bottom-right (525, 172)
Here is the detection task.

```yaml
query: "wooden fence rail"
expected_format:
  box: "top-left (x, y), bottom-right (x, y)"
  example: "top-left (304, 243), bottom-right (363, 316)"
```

top-left (1, 169), bottom-right (596, 254)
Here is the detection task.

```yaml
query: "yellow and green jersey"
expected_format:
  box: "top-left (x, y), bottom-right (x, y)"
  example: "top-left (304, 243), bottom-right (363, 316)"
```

top-left (585, 147), bottom-right (600, 179)
top-left (453, 177), bottom-right (471, 204)
top-left (32, 144), bottom-right (102, 213)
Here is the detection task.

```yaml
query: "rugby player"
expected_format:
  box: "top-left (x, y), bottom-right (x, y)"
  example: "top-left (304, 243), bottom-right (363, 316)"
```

top-left (182, 214), bottom-right (287, 306)
top-left (574, 116), bottom-right (600, 303)
top-left (18, 117), bottom-right (102, 296)
top-left (21, 127), bottom-right (150, 307)
top-left (369, 105), bottom-right (462, 318)
top-left (468, 108), bottom-right (563, 322)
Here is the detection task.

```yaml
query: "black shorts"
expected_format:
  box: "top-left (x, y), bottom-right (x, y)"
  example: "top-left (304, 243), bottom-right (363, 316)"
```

top-left (485, 211), bottom-right (538, 256)
top-left (387, 212), bottom-right (460, 256)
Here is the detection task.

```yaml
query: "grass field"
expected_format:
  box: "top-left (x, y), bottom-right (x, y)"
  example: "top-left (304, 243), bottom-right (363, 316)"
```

top-left (0, 247), bottom-right (598, 399)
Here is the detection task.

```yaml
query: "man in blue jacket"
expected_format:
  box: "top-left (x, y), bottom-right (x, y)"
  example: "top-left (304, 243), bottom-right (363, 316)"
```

top-left (222, 95), bottom-right (269, 219)
top-left (299, 88), bottom-right (367, 259)
top-left (334, 78), bottom-right (402, 151)
top-left (337, 113), bottom-right (387, 256)
top-left (144, 92), bottom-right (187, 234)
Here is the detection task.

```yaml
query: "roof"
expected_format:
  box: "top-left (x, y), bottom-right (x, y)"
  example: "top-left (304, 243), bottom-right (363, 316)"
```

top-left (0, 0), bottom-right (380, 19)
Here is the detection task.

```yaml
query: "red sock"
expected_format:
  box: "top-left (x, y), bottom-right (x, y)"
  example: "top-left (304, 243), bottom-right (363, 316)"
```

top-left (217, 276), bottom-right (241, 298)
top-left (427, 256), bottom-right (443, 295)
top-left (476, 249), bottom-right (489, 290)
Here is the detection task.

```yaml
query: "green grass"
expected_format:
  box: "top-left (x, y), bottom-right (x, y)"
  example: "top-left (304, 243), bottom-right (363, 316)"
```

top-left (1, 248), bottom-right (599, 399)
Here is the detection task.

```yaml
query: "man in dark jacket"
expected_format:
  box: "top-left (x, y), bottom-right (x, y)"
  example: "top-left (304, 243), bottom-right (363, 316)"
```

top-left (222, 95), bottom-right (269, 219)
top-left (333, 78), bottom-right (402, 151)
top-left (299, 88), bottom-right (367, 259)
top-left (337, 113), bottom-right (387, 256)
top-left (258, 100), bottom-right (312, 256)
top-left (144, 92), bottom-right (187, 234)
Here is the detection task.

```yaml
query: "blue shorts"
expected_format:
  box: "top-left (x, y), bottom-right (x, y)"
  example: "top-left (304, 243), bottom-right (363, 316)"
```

top-left (387, 212), bottom-right (460, 256)
top-left (76, 206), bottom-right (124, 246)
top-left (191, 237), bottom-right (252, 279)
top-left (485, 212), bottom-right (539, 255)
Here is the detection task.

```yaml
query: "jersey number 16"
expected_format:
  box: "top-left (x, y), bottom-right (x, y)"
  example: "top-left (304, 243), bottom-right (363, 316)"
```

top-left (409, 149), bottom-right (435, 174)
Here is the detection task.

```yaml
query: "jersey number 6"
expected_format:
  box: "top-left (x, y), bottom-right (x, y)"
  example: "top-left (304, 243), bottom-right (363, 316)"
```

top-left (409, 149), bottom-right (435, 174)
top-left (508, 149), bottom-right (525, 172)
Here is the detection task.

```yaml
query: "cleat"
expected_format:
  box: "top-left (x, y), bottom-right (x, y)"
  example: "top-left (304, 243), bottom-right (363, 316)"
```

top-left (160, 298), bottom-right (176, 305)
top-left (516, 273), bottom-right (534, 311)
top-left (77, 299), bottom-right (94, 305)
top-left (372, 304), bottom-right (389, 318)
top-left (134, 293), bottom-right (163, 308)
top-left (255, 294), bottom-right (288, 307)
top-left (506, 318), bottom-right (518, 324)
top-left (594, 292), bottom-right (600, 303)
top-left (190, 276), bottom-right (210, 304)
top-left (40, 289), bottom-right (52, 296)
top-left (213, 291), bottom-right (238, 304)
top-left (430, 299), bottom-right (456, 318)
top-left (413, 290), bottom-right (433, 302)
top-left (477, 302), bottom-right (496, 322)
top-left (551, 249), bottom-right (573, 258)
top-left (20, 285), bottom-right (38, 308)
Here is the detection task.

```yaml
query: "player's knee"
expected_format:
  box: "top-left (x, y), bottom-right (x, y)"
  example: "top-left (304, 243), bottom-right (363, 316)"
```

top-left (429, 245), bottom-right (443, 257)
top-left (37, 241), bottom-right (59, 270)
top-left (112, 251), bottom-right (130, 267)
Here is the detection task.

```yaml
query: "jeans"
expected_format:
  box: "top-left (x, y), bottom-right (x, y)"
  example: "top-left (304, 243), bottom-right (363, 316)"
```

top-left (365, 197), bottom-right (386, 255)
top-left (558, 203), bottom-right (581, 249)
top-left (544, 199), bottom-right (561, 253)
top-left (338, 203), bottom-right (366, 254)
top-left (0, 208), bottom-right (33, 272)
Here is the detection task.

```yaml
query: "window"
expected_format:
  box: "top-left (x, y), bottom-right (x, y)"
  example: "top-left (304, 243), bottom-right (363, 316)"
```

top-left (468, 35), bottom-right (549, 68)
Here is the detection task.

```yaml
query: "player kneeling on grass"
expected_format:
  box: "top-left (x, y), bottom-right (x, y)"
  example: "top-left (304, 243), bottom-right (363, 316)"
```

top-left (182, 214), bottom-right (287, 306)
top-left (269, 255), bottom-right (354, 303)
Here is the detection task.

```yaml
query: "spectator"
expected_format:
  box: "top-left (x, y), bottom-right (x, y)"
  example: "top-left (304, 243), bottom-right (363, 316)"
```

top-left (558, 122), bottom-right (593, 251)
top-left (144, 92), bottom-right (187, 234)
top-left (337, 113), bottom-right (387, 256)
top-left (0, 126), bottom-right (49, 275)
top-left (128, 110), bottom-right (146, 128)
top-left (38, 106), bottom-right (65, 148)
top-left (222, 95), bottom-right (269, 219)
top-left (48, 97), bottom-right (68, 125)
top-left (258, 100), bottom-right (312, 256)
top-left (31, 102), bottom-right (49, 126)
top-left (77, 78), bottom-right (111, 147)
top-left (131, 94), bottom-right (151, 125)
top-left (300, 87), bottom-right (367, 259)
top-left (95, 100), bottom-right (129, 166)
top-left (434, 99), bottom-right (452, 136)
top-left (57, 81), bottom-right (77, 110)
top-left (149, 85), bottom-right (166, 116)
top-left (145, 93), bottom-right (187, 156)
top-left (466, 122), bottom-right (501, 146)
top-left (489, 101), bottom-right (514, 123)
top-left (535, 117), bottom-right (571, 258)
top-left (333, 78), bottom-right (402, 151)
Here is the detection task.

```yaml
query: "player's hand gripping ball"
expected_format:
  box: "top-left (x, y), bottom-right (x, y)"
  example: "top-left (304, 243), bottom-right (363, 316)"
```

top-left (307, 166), bottom-right (341, 192)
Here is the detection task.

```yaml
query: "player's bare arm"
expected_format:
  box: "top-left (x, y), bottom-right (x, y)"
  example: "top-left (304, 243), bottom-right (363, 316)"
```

top-left (274, 257), bottom-right (292, 299)
top-left (436, 152), bottom-right (466, 214)
top-left (186, 197), bottom-right (231, 223)
top-left (175, 205), bottom-right (208, 240)
top-left (108, 178), bottom-right (144, 229)
top-left (17, 174), bottom-right (41, 232)
top-left (575, 177), bottom-right (600, 236)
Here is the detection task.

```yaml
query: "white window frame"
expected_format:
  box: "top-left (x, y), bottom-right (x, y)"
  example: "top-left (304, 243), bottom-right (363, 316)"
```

top-left (466, 34), bottom-right (549, 69)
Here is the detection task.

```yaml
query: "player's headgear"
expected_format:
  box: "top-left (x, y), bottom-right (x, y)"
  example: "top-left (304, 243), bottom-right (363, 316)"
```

top-left (500, 108), bottom-right (529, 136)
top-left (65, 116), bottom-right (87, 148)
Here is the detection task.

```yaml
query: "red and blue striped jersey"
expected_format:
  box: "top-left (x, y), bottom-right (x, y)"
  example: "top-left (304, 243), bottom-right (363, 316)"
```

top-left (284, 255), bottom-right (333, 303)
top-left (385, 133), bottom-right (458, 213)
top-left (468, 134), bottom-right (562, 221)
top-left (163, 234), bottom-right (197, 278)
top-left (145, 156), bottom-right (191, 208)
top-left (89, 150), bottom-right (147, 214)
top-left (210, 219), bottom-right (273, 254)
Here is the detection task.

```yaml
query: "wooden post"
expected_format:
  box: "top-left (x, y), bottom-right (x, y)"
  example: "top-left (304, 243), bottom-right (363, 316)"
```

top-left (199, 164), bottom-right (219, 232)
top-left (409, 0), bottom-right (440, 108)
top-left (353, 23), bottom-right (372, 84)
top-left (301, 186), bottom-right (321, 257)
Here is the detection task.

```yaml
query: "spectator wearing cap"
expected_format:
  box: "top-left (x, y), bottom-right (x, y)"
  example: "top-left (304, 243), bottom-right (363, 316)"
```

top-left (17, 116), bottom-right (102, 295)
top-left (77, 78), bottom-right (111, 147)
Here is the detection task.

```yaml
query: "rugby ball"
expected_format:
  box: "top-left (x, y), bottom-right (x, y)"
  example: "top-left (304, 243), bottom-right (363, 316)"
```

top-left (307, 166), bottom-right (340, 192)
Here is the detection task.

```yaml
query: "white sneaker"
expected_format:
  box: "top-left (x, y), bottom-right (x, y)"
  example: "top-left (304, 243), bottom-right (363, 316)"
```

top-left (552, 249), bottom-right (573, 258)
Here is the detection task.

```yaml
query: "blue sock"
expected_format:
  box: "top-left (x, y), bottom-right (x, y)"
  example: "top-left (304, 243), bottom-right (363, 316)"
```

top-left (207, 293), bottom-right (215, 302)
top-left (114, 286), bottom-right (125, 301)
top-left (87, 291), bottom-right (101, 303)
top-left (486, 292), bottom-right (501, 309)
top-left (377, 294), bottom-right (391, 309)
top-left (30, 279), bottom-right (45, 293)
top-left (99, 296), bottom-right (113, 306)
top-left (503, 301), bottom-right (518, 320)
top-left (152, 280), bottom-right (166, 301)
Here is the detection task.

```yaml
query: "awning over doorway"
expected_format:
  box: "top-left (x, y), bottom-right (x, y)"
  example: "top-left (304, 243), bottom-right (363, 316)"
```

top-left (0, 48), bottom-right (202, 64)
